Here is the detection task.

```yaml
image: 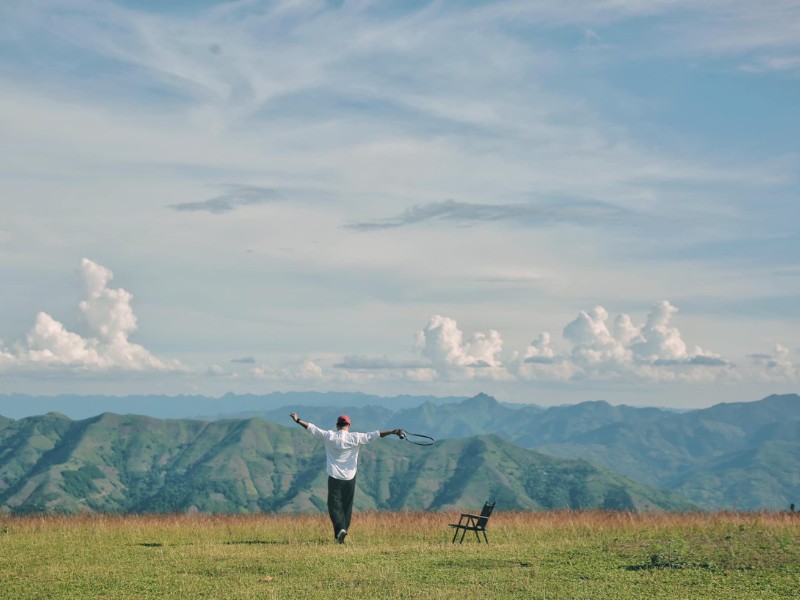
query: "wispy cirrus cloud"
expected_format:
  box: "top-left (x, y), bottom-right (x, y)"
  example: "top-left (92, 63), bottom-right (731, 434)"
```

top-left (670, 0), bottom-right (800, 57)
top-left (231, 355), bottom-right (256, 364)
top-left (333, 356), bottom-right (430, 370)
top-left (347, 199), bottom-right (633, 231)
top-left (740, 54), bottom-right (800, 74)
top-left (169, 185), bottom-right (284, 214)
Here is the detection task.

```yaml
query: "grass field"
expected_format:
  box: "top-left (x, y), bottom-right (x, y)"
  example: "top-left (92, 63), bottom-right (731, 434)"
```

top-left (1, 511), bottom-right (798, 599)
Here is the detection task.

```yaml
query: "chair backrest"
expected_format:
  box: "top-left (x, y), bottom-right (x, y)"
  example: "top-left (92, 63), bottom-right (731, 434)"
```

top-left (477, 500), bottom-right (496, 527)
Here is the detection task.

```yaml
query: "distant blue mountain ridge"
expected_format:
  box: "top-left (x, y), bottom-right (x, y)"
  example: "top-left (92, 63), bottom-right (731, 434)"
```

top-left (0, 391), bottom-right (468, 420)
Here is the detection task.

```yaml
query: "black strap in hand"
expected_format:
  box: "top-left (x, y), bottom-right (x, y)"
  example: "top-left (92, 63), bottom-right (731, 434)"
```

top-left (398, 430), bottom-right (435, 446)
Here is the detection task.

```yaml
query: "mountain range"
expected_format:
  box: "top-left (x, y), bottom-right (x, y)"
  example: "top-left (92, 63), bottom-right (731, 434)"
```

top-left (1, 392), bottom-right (797, 513)
top-left (215, 392), bottom-right (800, 510)
top-left (0, 411), bottom-right (689, 514)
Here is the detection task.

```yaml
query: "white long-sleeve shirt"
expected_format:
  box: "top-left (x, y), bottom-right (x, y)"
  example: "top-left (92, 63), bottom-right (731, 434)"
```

top-left (307, 423), bottom-right (381, 480)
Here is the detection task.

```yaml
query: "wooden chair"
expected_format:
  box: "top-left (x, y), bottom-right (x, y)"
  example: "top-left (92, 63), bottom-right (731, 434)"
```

top-left (449, 499), bottom-right (496, 544)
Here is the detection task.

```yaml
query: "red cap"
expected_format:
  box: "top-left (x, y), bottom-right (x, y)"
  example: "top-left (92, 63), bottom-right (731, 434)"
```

top-left (337, 415), bottom-right (351, 426)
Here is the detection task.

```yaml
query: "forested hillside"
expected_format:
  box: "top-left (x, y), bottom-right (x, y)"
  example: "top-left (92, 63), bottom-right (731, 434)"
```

top-left (0, 412), bottom-right (690, 514)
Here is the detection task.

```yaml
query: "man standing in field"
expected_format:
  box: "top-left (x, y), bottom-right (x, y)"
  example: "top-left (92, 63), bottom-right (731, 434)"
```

top-left (289, 412), bottom-right (403, 543)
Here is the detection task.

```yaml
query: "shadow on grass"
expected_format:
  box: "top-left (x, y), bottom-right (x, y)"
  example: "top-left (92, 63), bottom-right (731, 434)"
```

top-left (435, 558), bottom-right (533, 569)
top-left (625, 561), bottom-right (718, 572)
top-left (224, 539), bottom-right (289, 545)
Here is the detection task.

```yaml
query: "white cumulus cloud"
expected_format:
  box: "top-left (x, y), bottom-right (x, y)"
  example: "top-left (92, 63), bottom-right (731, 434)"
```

top-left (522, 332), bottom-right (558, 363)
top-left (563, 306), bottom-right (633, 367)
top-left (1, 259), bottom-right (186, 373)
top-left (357, 301), bottom-right (742, 385)
top-left (557, 300), bottom-right (728, 372)
top-left (329, 302), bottom-right (745, 385)
top-left (513, 332), bottom-right (578, 381)
top-left (748, 345), bottom-right (799, 382)
top-left (411, 315), bottom-right (510, 382)
top-left (79, 258), bottom-right (138, 343)
top-left (299, 301), bottom-right (798, 389)
top-left (415, 315), bottom-right (503, 369)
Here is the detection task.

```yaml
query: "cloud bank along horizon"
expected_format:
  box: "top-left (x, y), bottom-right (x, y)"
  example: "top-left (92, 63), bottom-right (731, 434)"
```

top-left (0, 260), bottom-right (796, 392)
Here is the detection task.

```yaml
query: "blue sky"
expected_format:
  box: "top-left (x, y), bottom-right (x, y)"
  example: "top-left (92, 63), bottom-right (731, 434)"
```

top-left (0, 0), bottom-right (798, 408)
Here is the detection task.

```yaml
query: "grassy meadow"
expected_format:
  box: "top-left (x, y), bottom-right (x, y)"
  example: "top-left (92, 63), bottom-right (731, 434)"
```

top-left (1, 511), bottom-right (798, 599)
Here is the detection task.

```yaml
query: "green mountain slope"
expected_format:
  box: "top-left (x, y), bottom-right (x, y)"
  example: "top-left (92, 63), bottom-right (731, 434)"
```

top-left (673, 439), bottom-right (800, 509)
top-left (532, 396), bottom-right (800, 509)
top-left (0, 413), bottom-right (690, 514)
top-left (3, 392), bottom-right (797, 510)
top-left (251, 393), bottom-right (800, 510)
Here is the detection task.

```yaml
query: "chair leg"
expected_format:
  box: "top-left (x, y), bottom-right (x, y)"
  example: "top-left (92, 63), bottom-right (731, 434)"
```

top-left (475, 528), bottom-right (481, 543)
top-left (452, 527), bottom-right (459, 544)
top-left (460, 527), bottom-right (467, 544)
top-left (483, 530), bottom-right (489, 544)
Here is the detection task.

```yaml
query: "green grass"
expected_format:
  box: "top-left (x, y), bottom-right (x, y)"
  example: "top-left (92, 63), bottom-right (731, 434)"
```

top-left (1, 511), bottom-right (798, 599)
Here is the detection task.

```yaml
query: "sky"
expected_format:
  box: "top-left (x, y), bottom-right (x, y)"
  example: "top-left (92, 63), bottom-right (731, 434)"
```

top-left (1, 0), bottom-right (799, 409)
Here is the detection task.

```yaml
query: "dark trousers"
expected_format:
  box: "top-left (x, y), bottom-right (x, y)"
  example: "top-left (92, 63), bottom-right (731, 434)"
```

top-left (327, 475), bottom-right (356, 536)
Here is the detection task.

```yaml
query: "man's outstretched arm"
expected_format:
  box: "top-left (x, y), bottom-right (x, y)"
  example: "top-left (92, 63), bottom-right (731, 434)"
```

top-left (289, 412), bottom-right (309, 429)
top-left (380, 429), bottom-right (403, 438)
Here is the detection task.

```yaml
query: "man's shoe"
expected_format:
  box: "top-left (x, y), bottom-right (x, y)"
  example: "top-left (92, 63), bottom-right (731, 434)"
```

top-left (336, 529), bottom-right (347, 544)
